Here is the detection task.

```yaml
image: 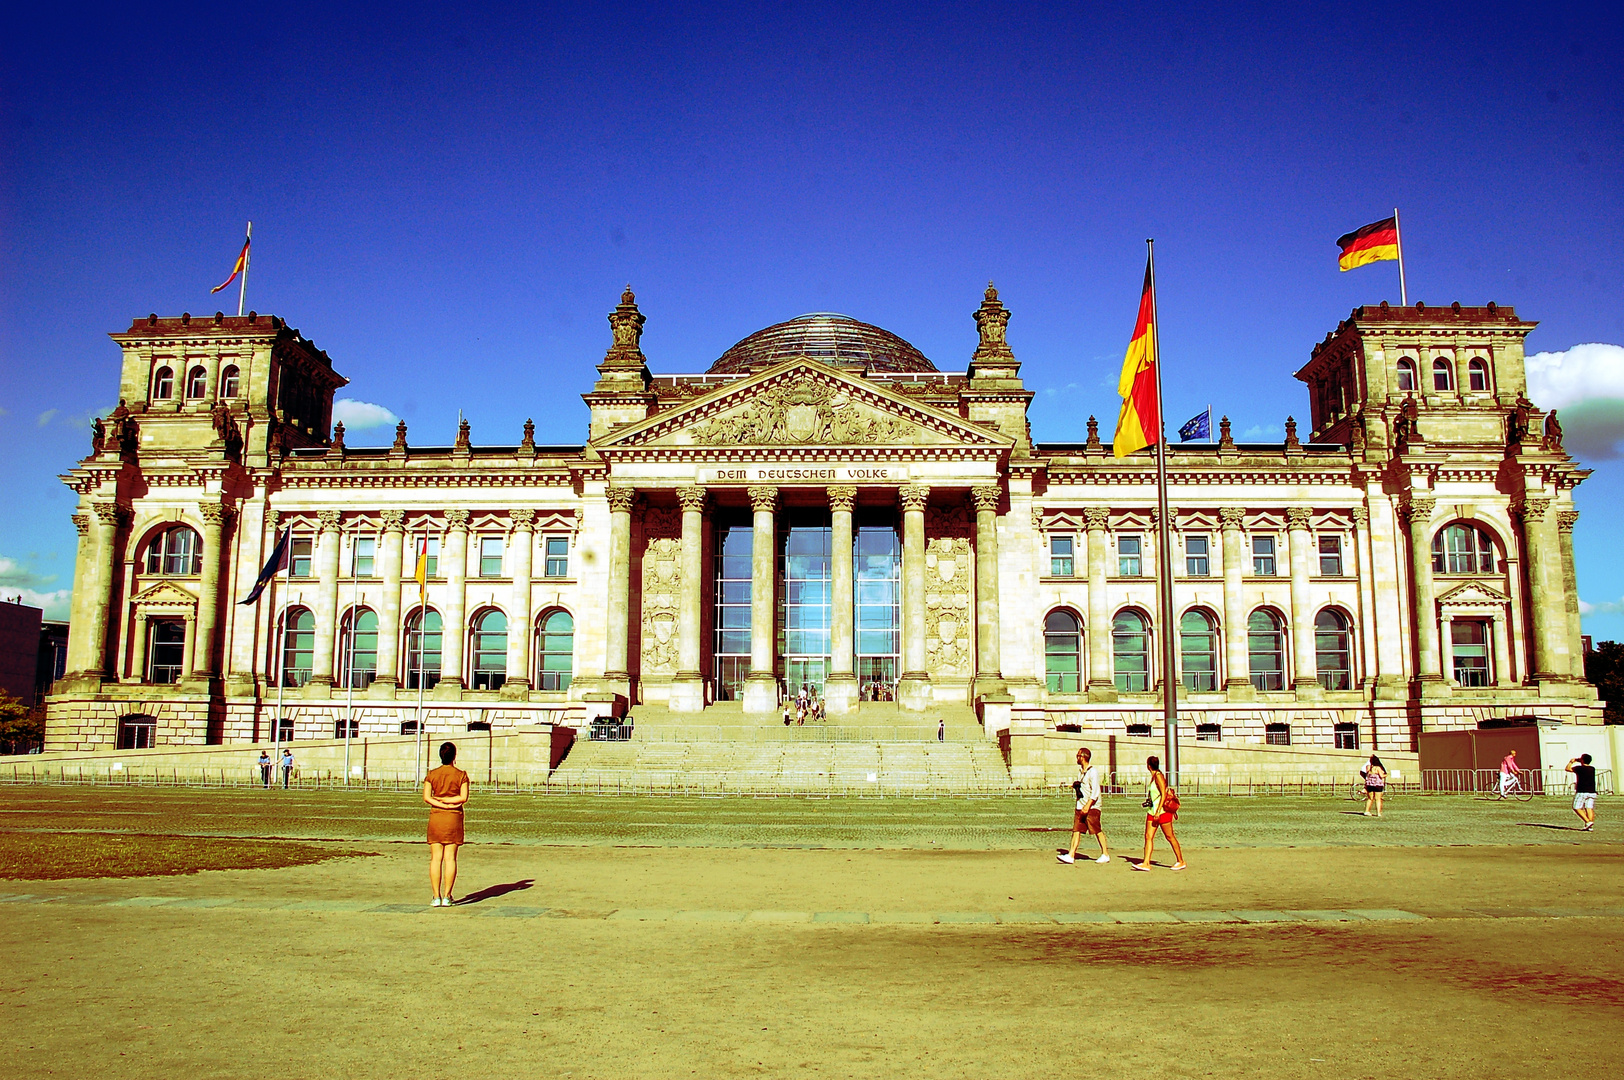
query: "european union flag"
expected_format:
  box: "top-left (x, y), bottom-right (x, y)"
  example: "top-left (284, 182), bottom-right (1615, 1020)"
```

top-left (1179, 408), bottom-right (1211, 442)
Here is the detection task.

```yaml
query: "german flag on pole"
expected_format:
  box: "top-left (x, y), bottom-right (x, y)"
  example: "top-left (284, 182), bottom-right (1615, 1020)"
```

top-left (1337, 216), bottom-right (1399, 271)
top-left (1112, 258), bottom-right (1159, 458)
top-left (211, 231), bottom-right (251, 293)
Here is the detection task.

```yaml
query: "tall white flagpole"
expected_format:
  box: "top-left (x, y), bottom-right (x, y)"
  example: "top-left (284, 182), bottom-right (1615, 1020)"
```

top-left (273, 519), bottom-right (291, 768)
top-left (1393, 207), bottom-right (1407, 307)
top-left (415, 533), bottom-right (426, 783)
top-left (344, 525), bottom-right (358, 785)
top-left (1146, 239), bottom-right (1180, 789)
top-left (237, 221), bottom-right (252, 317)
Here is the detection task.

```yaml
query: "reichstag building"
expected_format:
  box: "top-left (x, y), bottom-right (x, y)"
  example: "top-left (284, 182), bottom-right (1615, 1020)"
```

top-left (47, 285), bottom-right (1602, 753)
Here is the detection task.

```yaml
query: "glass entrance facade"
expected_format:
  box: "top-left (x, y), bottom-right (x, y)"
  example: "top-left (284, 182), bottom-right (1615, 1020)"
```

top-left (855, 516), bottom-right (901, 696)
top-left (779, 513), bottom-right (831, 694)
top-left (713, 518), bottom-right (753, 700)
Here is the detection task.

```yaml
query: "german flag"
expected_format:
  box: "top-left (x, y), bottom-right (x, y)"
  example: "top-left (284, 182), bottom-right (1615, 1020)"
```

top-left (1337, 217), bottom-right (1399, 272)
top-left (1112, 258), bottom-right (1159, 458)
top-left (211, 231), bottom-right (251, 293)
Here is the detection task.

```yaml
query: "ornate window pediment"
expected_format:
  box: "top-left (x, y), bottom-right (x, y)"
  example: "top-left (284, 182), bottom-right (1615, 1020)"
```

top-left (592, 359), bottom-right (1011, 453)
top-left (1435, 580), bottom-right (1509, 609)
top-left (129, 579), bottom-right (199, 612)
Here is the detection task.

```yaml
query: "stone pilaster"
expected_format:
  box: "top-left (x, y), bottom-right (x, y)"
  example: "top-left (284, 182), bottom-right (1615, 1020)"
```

top-left (1518, 497), bottom-right (1568, 684)
top-left (502, 509), bottom-right (535, 697)
top-left (1404, 496), bottom-right (1446, 694)
top-left (1286, 507), bottom-right (1320, 697)
top-left (825, 485), bottom-right (859, 715)
top-left (75, 501), bottom-right (126, 683)
top-left (1557, 511), bottom-right (1584, 679)
top-left (307, 509), bottom-right (343, 694)
top-left (189, 500), bottom-right (229, 682)
top-left (63, 512), bottom-right (92, 676)
top-left (435, 509), bottom-right (470, 698)
top-left (1218, 508), bottom-right (1251, 700)
top-left (743, 485), bottom-right (779, 713)
top-left (670, 487), bottom-right (708, 713)
top-left (971, 484), bottom-right (1004, 696)
top-left (600, 489), bottom-right (636, 701)
top-left (897, 484), bottom-right (932, 711)
top-left (372, 510), bottom-right (406, 694)
top-left (1084, 507), bottom-right (1115, 701)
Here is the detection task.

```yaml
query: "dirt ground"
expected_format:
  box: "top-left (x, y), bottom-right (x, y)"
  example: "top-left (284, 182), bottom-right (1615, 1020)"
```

top-left (1, 788), bottom-right (1619, 1079)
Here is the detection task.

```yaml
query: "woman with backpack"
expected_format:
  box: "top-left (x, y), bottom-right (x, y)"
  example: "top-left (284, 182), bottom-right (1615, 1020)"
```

top-left (1361, 754), bottom-right (1387, 817)
top-left (1131, 755), bottom-right (1186, 872)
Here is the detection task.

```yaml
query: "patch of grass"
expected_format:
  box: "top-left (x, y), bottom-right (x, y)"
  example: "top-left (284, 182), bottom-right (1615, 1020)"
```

top-left (0, 831), bottom-right (375, 880)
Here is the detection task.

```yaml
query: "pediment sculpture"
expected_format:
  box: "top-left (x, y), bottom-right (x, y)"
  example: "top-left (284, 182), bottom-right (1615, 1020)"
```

top-left (690, 375), bottom-right (911, 446)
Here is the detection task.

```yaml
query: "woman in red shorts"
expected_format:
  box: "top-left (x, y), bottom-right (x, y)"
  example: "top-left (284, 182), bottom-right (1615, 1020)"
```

top-left (1131, 754), bottom-right (1186, 872)
top-left (422, 741), bottom-right (470, 906)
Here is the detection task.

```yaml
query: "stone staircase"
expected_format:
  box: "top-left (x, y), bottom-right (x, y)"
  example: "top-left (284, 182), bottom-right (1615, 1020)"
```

top-left (550, 702), bottom-right (1012, 793)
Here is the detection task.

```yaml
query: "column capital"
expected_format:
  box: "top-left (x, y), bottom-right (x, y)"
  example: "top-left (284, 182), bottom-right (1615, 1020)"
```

top-left (606, 487), bottom-right (638, 514)
top-left (1402, 497), bottom-right (1436, 526)
top-left (198, 501), bottom-right (230, 528)
top-left (970, 485), bottom-right (1002, 513)
top-left (1517, 497), bottom-right (1550, 524)
top-left (1351, 506), bottom-right (1370, 528)
top-left (1286, 506), bottom-right (1312, 530)
top-left (317, 510), bottom-right (343, 533)
top-left (92, 501), bottom-right (125, 527)
top-left (826, 485), bottom-right (857, 514)
top-left (71, 512), bottom-right (90, 537)
top-left (748, 485), bottom-right (779, 513)
top-left (899, 484), bottom-right (930, 513)
top-left (1556, 510), bottom-right (1579, 534)
top-left (510, 508), bottom-right (536, 531)
top-left (1218, 507), bottom-right (1245, 530)
top-left (444, 508), bottom-right (471, 532)
top-left (1082, 506), bottom-right (1110, 531)
top-left (380, 509), bottom-right (406, 533)
top-left (677, 486), bottom-right (708, 513)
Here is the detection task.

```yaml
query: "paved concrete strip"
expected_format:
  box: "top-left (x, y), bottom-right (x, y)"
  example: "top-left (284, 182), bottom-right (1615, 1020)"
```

top-left (868, 911), bottom-right (933, 924)
top-left (811, 911), bottom-right (869, 924)
top-left (995, 913), bottom-right (1057, 925)
top-left (1169, 910), bottom-right (1245, 923)
top-left (744, 910), bottom-right (812, 923)
top-left (1343, 908), bottom-right (1427, 921)
top-left (1109, 910), bottom-right (1180, 923)
top-left (1226, 909), bottom-right (1301, 923)
top-left (1287, 909), bottom-right (1366, 922)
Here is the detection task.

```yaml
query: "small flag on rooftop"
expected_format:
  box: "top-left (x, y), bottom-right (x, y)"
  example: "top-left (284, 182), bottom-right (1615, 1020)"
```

top-left (1179, 407), bottom-right (1211, 442)
top-left (211, 228), bottom-right (252, 294)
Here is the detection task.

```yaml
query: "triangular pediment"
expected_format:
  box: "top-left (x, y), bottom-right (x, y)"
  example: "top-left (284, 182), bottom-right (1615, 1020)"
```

top-left (594, 359), bottom-right (1010, 453)
top-left (1436, 580), bottom-right (1510, 607)
top-left (130, 580), bottom-right (198, 607)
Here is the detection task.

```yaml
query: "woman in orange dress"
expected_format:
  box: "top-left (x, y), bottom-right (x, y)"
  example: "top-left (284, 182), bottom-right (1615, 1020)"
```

top-left (422, 741), bottom-right (470, 907)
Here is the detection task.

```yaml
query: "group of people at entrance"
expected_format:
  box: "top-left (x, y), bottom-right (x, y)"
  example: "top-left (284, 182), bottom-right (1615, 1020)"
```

top-left (1057, 747), bottom-right (1186, 871)
top-left (256, 749), bottom-right (294, 789)
top-left (783, 684), bottom-right (825, 725)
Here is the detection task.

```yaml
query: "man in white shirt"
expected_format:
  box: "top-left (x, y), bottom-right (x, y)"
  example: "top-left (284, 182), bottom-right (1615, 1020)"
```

top-left (1058, 746), bottom-right (1111, 864)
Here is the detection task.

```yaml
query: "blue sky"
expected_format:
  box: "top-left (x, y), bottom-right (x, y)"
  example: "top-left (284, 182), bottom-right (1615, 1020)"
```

top-left (2, 1), bottom-right (1622, 637)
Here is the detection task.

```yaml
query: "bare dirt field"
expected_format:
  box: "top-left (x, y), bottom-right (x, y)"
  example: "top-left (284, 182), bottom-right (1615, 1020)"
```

top-left (1, 787), bottom-right (1618, 1079)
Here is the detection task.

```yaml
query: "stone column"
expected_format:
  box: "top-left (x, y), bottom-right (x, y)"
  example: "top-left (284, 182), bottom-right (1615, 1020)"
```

top-left (1083, 508), bottom-right (1114, 700)
top-left (190, 500), bottom-right (228, 681)
top-left (76, 502), bottom-right (125, 682)
top-left (897, 484), bottom-right (932, 711)
top-left (372, 511), bottom-right (405, 693)
top-left (130, 613), bottom-right (150, 683)
top-left (1492, 609), bottom-right (1514, 688)
top-left (971, 484), bottom-right (1004, 696)
top-left (670, 487), bottom-right (708, 713)
top-left (1219, 508), bottom-right (1251, 700)
top-left (307, 510), bottom-right (343, 693)
top-left (1440, 614), bottom-right (1455, 684)
top-left (1519, 497), bottom-right (1568, 683)
top-left (437, 509), bottom-right (470, 697)
top-left (825, 485), bottom-right (859, 715)
top-left (742, 485), bottom-right (780, 713)
top-left (1351, 507), bottom-right (1378, 688)
top-left (602, 490), bottom-right (636, 696)
top-left (1286, 507), bottom-right (1320, 695)
top-left (503, 509), bottom-right (535, 696)
top-left (63, 513), bottom-right (93, 676)
top-left (180, 612), bottom-right (197, 677)
top-left (1557, 511), bottom-right (1584, 678)
top-left (1404, 496), bottom-right (1444, 691)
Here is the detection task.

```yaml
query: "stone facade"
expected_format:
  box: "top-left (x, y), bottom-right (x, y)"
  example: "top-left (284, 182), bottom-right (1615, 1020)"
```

top-left (47, 290), bottom-right (1602, 753)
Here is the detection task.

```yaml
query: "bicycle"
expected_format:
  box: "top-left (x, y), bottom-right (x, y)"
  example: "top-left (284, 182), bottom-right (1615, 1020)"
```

top-left (1489, 771), bottom-right (1535, 802)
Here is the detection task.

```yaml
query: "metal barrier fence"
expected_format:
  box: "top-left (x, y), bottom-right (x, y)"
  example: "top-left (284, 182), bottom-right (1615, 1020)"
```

top-left (1421, 767), bottom-right (1614, 795)
top-left (630, 725), bottom-right (945, 744)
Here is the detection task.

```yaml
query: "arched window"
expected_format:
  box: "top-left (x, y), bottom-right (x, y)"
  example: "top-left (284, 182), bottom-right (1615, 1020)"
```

top-left (1179, 609), bottom-right (1217, 692)
top-left (1112, 610), bottom-right (1150, 693)
top-left (1468, 358), bottom-right (1489, 392)
top-left (1432, 523), bottom-right (1497, 574)
top-left (185, 366), bottom-right (208, 399)
top-left (219, 365), bottom-right (240, 398)
top-left (1396, 358), bottom-right (1416, 392)
top-left (1044, 609), bottom-right (1082, 693)
top-left (1432, 358), bottom-right (1453, 391)
top-left (1247, 609), bottom-right (1285, 691)
top-left (537, 609), bottom-right (574, 691)
top-left (471, 609), bottom-right (507, 690)
top-left (340, 608), bottom-right (378, 689)
top-left (1451, 619), bottom-right (1492, 686)
top-left (144, 526), bottom-right (202, 575)
top-left (405, 609), bottom-right (442, 690)
top-left (1314, 609), bottom-right (1352, 690)
top-left (152, 366), bottom-right (174, 400)
top-left (279, 608), bottom-right (315, 687)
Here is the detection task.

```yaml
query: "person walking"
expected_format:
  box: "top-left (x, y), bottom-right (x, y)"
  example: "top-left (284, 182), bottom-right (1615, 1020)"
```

top-left (1361, 754), bottom-right (1387, 817)
top-left (1499, 748), bottom-right (1521, 797)
top-left (280, 748), bottom-right (294, 789)
top-left (423, 741), bottom-right (470, 907)
top-left (937, 717), bottom-right (945, 743)
top-left (1058, 746), bottom-right (1110, 864)
top-left (1567, 754), bottom-right (1597, 831)
top-left (1130, 755), bottom-right (1185, 872)
top-left (257, 750), bottom-right (272, 789)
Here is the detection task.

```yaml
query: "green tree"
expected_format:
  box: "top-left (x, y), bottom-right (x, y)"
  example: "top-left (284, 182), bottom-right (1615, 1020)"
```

top-left (0, 691), bottom-right (45, 754)
top-left (1584, 641), bottom-right (1624, 724)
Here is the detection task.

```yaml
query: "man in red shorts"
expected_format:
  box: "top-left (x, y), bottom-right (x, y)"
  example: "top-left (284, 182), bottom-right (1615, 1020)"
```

top-left (1058, 746), bottom-right (1111, 864)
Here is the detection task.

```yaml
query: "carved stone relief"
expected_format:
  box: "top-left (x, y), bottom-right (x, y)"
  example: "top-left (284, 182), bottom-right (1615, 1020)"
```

top-left (640, 537), bottom-right (683, 673)
top-left (691, 375), bottom-right (913, 445)
top-left (924, 537), bottom-right (972, 680)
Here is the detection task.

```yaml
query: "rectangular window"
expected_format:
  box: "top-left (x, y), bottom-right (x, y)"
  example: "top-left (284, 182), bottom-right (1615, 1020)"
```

top-left (1117, 535), bottom-right (1142, 577)
top-left (1195, 723), bottom-right (1222, 743)
top-left (147, 620), bottom-right (186, 684)
top-left (479, 536), bottom-right (504, 578)
top-left (422, 536), bottom-right (439, 578)
top-left (1318, 535), bottom-right (1342, 576)
top-left (1252, 536), bottom-right (1276, 576)
top-left (1334, 722), bottom-right (1360, 750)
top-left (1265, 723), bottom-right (1292, 746)
top-left (351, 536), bottom-right (375, 578)
top-left (290, 536), bottom-right (313, 578)
top-left (1451, 619), bottom-right (1491, 687)
top-left (544, 536), bottom-right (569, 578)
top-left (1049, 535), bottom-right (1074, 577)
top-left (117, 715), bottom-right (156, 750)
top-left (1185, 535), bottom-right (1209, 576)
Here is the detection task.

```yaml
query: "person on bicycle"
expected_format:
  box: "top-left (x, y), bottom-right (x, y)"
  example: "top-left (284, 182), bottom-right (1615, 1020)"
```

top-left (1499, 749), bottom-right (1520, 797)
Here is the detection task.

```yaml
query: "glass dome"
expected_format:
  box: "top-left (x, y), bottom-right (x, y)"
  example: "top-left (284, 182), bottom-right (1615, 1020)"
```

top-left (709, 313), bottom-right (937, 375)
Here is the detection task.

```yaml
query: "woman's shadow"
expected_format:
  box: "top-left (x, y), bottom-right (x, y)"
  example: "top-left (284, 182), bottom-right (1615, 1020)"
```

top-left (452, 880), bottom-right (535, 906)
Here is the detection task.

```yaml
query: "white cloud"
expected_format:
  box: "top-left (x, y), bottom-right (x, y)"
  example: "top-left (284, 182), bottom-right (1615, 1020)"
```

top-left (1240, 424), bottom-right (1283, 440)
top-left (1581, 597), bottom-right (1624, 617)
top-left (331, 398), bottom-right (399, 430)
top-left (35, 409), bottom-right (58, 428)
top-left (1526, 343), bottom-right (1624, 410)
top-left (0, 556), bottom-right (71, 620)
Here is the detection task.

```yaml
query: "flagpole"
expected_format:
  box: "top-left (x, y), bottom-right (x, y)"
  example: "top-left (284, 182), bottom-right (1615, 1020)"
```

top-left (415, 534), bottom-right (426, 783)
top-left (273, 520), bottom-right (290, 767)
top-left (344, 525), bottom-right (357, 786)
top-left (1392, 208), bottom-right (1407, 307)
top-left (1146, 239), bottom-right (1180, 789)
top-left (237, 222), bottom-right (252, 317)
